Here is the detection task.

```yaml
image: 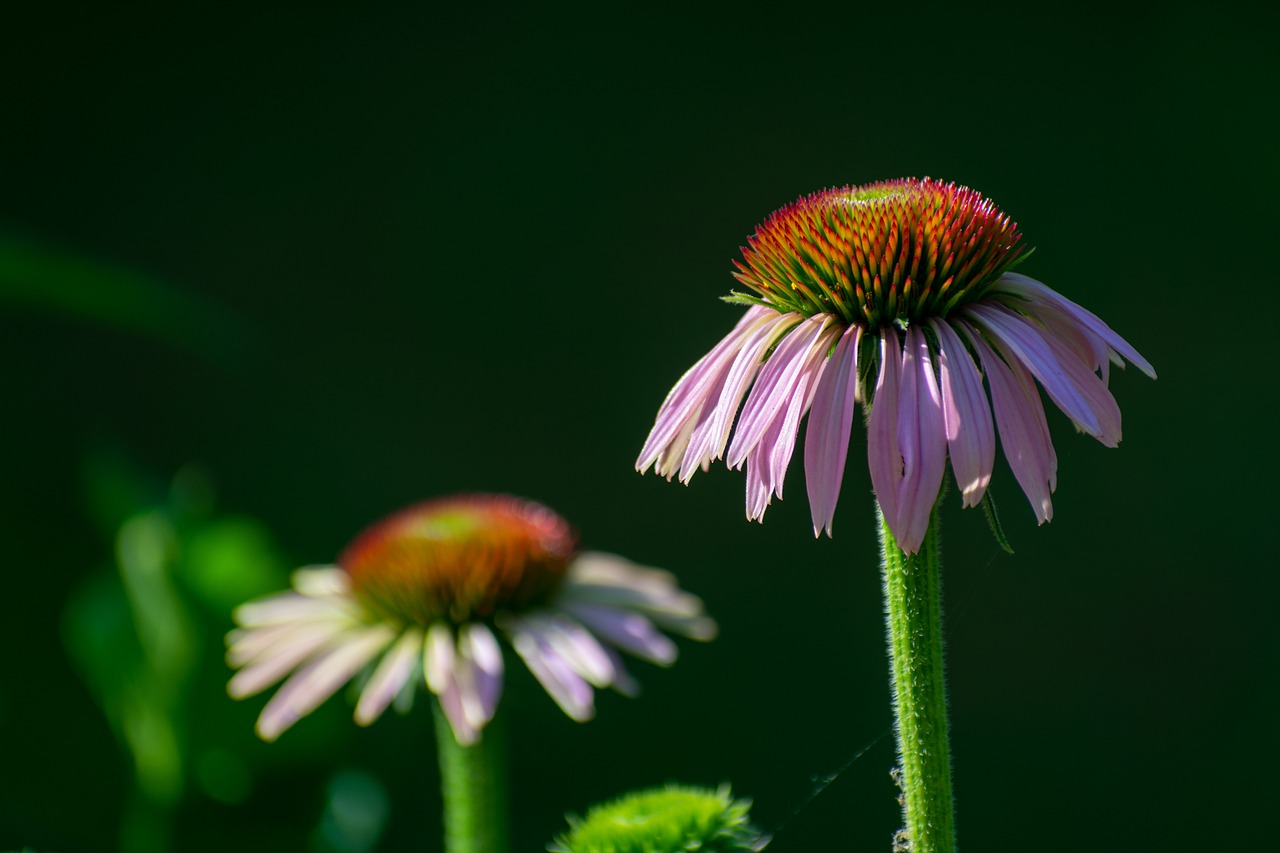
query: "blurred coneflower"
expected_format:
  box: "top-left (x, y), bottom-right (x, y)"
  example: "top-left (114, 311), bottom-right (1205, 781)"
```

top-left (636, 178), bottom-right (1155, 554)
top-left (228, 494), bottom-right (715, 853)
top-left (227, 494), bottom-right (716, 745)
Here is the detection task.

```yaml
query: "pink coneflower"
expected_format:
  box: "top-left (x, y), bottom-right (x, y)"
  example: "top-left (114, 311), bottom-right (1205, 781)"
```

top-left (226, 494), bottom-right (715, 744)
top-left (636, 178), bottom-right (1155, 553)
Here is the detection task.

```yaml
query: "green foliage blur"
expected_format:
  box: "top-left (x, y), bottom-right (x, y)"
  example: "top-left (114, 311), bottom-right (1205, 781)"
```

top-left (63, 455), bottom-right (286, 850)
top-left (2, 4), bottom-right (1277, 852)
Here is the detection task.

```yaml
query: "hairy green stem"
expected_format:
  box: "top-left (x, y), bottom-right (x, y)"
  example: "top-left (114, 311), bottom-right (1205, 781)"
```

top-left (879, 501), bottom-right (957, 853)
top-left (432, 700), bottom-right (508, 853)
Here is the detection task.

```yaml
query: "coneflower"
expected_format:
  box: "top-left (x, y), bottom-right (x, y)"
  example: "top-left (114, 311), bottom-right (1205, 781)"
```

top-left (227, 494), bottom-right (715, 853)
top-left (636, 178), bottom-right (1154, 852)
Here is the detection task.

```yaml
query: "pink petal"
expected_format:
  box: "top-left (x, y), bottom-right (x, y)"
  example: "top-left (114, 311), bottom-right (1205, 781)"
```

top-left (892, 326), bottom-right (947, 553)
top-left (559, 601), bottom-right (678, 665)
top-left (510, 626), bottom-right (595, 721)
top-left (459, 623), bottom-right (504, 725)
top-left (867, 329), bottom-right (903, 537)
top-left (966, 303), bottom-right (1101, 437)
top-left (769, 322), bottom-right (841, 495)
top-left (726, 315), bottom-right (832, 470)
top-left (931, 319), bottom-right (995, 508)
top-left (635, 307), bottom-right (773, 477)
top-left (995, 272), bottom-right (1156, 379)
top-left (423, 625), bottom-right (483, 745)
top-left (1017, 297), bottom-right (1112, 383)
top-left (256, 626), bottom-right (395, 742)
top-left (532, 614), bottom-right (617, 687)
top-left (804, 325), bottom-right (861, 537)
top-left (557, 552), bottom-right (718, 641)
top-left (970, 302), bottom-right (1122, 446)
top-left (742, 414), bottom-right (784, 521)
top-left (228, 620), bottom-right (349, 698)
top-left (227, 621), bottom-right (307, 668)
top-left (355, 629), bottom-right (423, 726)
top-left (1038, 323), bottom-right (1123, 446)
top-left (435, 674), bottom-right (479, 746)
top-left (423, 623), bottom-right (456, 695)
top-left (234, 592), bottom-right (354, 627)
top-left (961, 320), bottom-right (1057, 524)
top-left (740, 318), bottom-right (839, 520)
top-left (678, 310), bottom-right (800, 482)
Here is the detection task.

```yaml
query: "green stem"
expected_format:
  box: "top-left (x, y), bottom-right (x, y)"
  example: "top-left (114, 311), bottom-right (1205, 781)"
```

top-left (879, 500), bottom-right (957, 853)
top-left (432, 699), bottom-right (509, 853)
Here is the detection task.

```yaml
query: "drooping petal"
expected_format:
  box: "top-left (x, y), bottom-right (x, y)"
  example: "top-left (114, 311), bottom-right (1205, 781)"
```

top-left (931, 318), bottom-right (995, 507)
top-left (804, 325), bottom-right (861, 537)
top-left (227, 620), bottom-right (351, 698)
top-left (636, 307), bottom-right (773, 477)
top-left (726, 314), bottom-right (830, 467)
top-left (966, 303), bottom-right (1101, 437)
top-left (423, 624), bottom-right (480, 745)
top-left (558, 601), bottom-right (678, 665)
top-left (994, 272), bottom-right (1156, 379)
top-left (423, 622), bottom-right (456, 695)
top-left (434, 671), bottom-right (478, 746)
top-left (451, 632), bottom-right (491, 731)
top-left (354, 628), bottom-right (423, 726)
top-left (867, 328), bottom-right (903, 538)
top-left (737, 317), bottom-right (839, 520)
top-left (969, 302), bottom-right (1122, 446)
top-left (559, 552), bottom-right (715, 639)
top-left (459, 623), bottom-right (504, 726)
top-left (526, 613), bottom-right (617, 688)
top-left (766, 321), bottom-right (840, 498)
top-left (892, 326), bottom-right (947, 553)
top-left (742, 437), bottom-right (775, 521)
top-left (678, 310), bottom-right (801, 482)
top-left (1038, 323), bottom-right (1123, 446)
top-left (256, 625), bottom-right (396, 742)
top-left (233, 592), bottom-right (357, 627)
top-left (510, 624), bottom-right (595, 721)
top-left (1014, 296), bottom-right (1113, 384)
top-left (961, 320), bottom-right (1057, 523)
top-left (227, 621), bottom-right (309, 668)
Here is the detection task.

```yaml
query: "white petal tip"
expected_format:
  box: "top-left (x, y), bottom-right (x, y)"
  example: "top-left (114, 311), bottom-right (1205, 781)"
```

top-left (254, 722), bottom-right (283, 743)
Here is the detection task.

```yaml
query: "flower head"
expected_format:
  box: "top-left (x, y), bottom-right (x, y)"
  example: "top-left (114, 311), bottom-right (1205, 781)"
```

top-left (636, 178), bottom-right (1155, 553)
top-left (226, 494), bottom-right (716, 744)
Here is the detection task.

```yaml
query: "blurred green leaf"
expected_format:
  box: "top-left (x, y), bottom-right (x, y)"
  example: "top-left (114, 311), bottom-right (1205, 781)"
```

top-left (64, 454), bottom-right (297, 852)
top-left (195, 747), bottom-right (254, 805)
top-left (0, 234), bottom-right (253, 363)
top-left (178, 517), bottom-right (289, 613)
top-left (61, 570), bottom-right (146, 729)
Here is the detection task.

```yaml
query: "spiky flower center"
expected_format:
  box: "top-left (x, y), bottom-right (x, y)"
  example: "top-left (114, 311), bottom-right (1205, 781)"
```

top-left (730, 178), bottom-right (1027, 328)
top-left (340, 495), bottom-right (577, 626)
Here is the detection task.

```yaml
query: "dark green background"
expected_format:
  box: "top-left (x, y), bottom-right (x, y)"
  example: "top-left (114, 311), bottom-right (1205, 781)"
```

top-left (2, 4), bottom-right (1276, 851)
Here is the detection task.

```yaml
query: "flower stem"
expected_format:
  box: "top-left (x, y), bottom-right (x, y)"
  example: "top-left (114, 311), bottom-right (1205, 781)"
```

top-left (878, 499), bottom-right (957, 853)
top-left (432, 699), bottom-right (509, 853)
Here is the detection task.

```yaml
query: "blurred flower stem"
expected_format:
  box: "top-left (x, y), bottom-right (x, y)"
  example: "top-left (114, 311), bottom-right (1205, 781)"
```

top-left (432, 698), bottom-right (508, 853)
top-left (879, 500), bottom-right (956, 853)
